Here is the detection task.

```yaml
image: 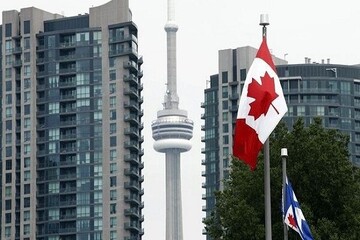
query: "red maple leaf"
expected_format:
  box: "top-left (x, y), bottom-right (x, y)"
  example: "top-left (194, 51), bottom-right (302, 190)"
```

top-left (247, 71), bottom-right (279, 120)
top-left (287, 214), bottom-right (297, 228)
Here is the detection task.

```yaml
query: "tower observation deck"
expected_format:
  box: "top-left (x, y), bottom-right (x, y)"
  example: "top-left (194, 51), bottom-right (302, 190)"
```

top-left (151, 0), bottom-right (193, 238)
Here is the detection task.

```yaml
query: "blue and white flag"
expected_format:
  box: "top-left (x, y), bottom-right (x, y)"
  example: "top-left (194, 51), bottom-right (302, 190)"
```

top-left (283, 177), bottom-right (314, 240)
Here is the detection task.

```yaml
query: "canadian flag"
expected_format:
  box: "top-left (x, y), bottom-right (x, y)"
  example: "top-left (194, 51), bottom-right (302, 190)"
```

top-left (233, 37), bottom-right (288, 170)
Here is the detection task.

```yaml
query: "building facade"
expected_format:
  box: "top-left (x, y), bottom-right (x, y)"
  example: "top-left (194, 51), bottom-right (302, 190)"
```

top-left (278, 62), bottom-right (360, 167)
top-left (0, 0), bottom-right (144, 239)
top-left (201, 46), bottom-right (360, 237)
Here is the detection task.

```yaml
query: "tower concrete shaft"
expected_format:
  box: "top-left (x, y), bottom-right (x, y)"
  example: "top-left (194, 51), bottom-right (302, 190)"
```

top-left (166, 150), bottom-right (183, 240)
top-left (151, 0), bottom-right (193, 239)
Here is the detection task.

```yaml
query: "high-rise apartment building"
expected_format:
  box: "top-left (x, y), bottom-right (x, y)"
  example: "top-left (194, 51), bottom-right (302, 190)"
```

top-left (0, 0), bottom-right (144, 239)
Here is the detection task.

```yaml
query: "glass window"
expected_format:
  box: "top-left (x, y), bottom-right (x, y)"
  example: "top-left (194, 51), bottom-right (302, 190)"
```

top-left (94, 218), bottom-right (102, 230)
top-left (6, 81), bottom-right (12, 91)
top-left (77, 206), bottom-right (90, 217)
top-left (5, 23), bottom-right (12, 37)
top-left (94, 164), bottom-right (102, 177)
top-left (24, 144), bottom-right (31, 155)
top-left (110, 136), bottom-right (116, 147)
top-left (24, 105), bottom-right (30, 115)
top-left (110, 150), bottom-right (117, 161)
top-left (77, 86), bottom-right (90, 98)
top-left (24, 131), bottom-right (30, 142)
top-left (110, 204), bottom-right (116, 214)
top-left (24, 210), bottom-right (30, 221)
top-left (24, 65), bottom-right (31, 76)
top-left (23, 21), bottom-right (30, 34)
top-left (94, 191), bottom-right (102, 204)
top-left (5, 40), bottom-right (12, 54)
top-left (76, 32), bottom-right (90, 44)
top-left (110, 123), bottom-right (116, 134)
top-left (222, 100), bottom-right (228, 110)
top-left (24, 184), bottom-right (30, 194)
top-left (5, 186), bottom-right (11, 197)
top-left (49, 103), bottom-right (59, 114)
top-left (110, 176), bottom-right (116, 187)
top-left (110, 163), bottom-right (117, 174)
top-left (76, 73), bottom-right (90, 85)
top-left (94, 178), bottom-right (102, 190)
top-left (49, 142), bottom-right (58, 154)
top-left (222, 86), bottom-right (228, 98)
top-left (24, 118), bottom-right (31, 128)
top-left (5, 226), bottom-right (11, 237)
top-left (6, 133), bottom-right (12, 144)
top-left (5, 55), bottom-right (12, 65)
top-left (48, 209), bottom-right (59, 220)
top-left (93, 31), bottom-right (102, 43)
top-left (109, 83), bottom-right (116, 94)
top-left (5, 107), bottom-right (12, 117)
top-left (49, 129), bottom-right (60, 140)
top-left (110, 96), bottom-right (116, 108)
top-left (94, 205), bottom-right (103, 217)
top-left (340, 81), bottom-right (351, 94)
top-left (222, 71), bottom-right (228, 83)
top-left (110, 110), bottom-right (116, 120)
top-left (6, 146), bottom-right (12, 157)
top-left (110, 190), bottom-right (117, 200)
top-left (24, 224), bottom-right (30, 235)
top-left (24, 52), bottom-right (30, 62)
top-left (94, 85), bottom-right (102, 96)
top-left (24, 197), bottom-right (30, 208)
top-left (24, 171), bottom-right (30, 181)
top-left (5, 68), bottom-right (12, 78)
top-left (5, 173), bottom-right (12, 183)
top-left (24, 157), bottom-right (30, 168)
top-left (6, 120), bottom-right (12, 131)
top-left (24, 91), bottom-right (30, 103)
top-left (109, 70), bottom-right (116, 80)
top-left (77, 193), bottom-right (90, 205)
top-left (223, 124), bottom-right (229, 133)
top-left (24, 37), bottom-right (30, 49)
top-left (297, 106), bottom-right (305, 116)
top-left (222, 112), bottom-right (228, 122)
top-left (6, 160), bottom-right (12, 170)
top-left (110, 231), bottom-right (117, 240)
top-left (223, 135), bottom-right (229, 145)
top-left (95, 98), bottom-right (102, 110)
top-left (48, 76), bottom-right (59, 88)
top-left (5, 199), bottom-right (11, 210)
top-left (24, 78), bottom-right (31, 89)
top-left (5, 213), bottom-right (11, 223)
top-left (110, 217), bottom-right (117, 227)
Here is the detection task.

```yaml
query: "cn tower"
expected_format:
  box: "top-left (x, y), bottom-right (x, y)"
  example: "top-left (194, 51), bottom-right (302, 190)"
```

top-left (151, 0), bottom-right (193, 238)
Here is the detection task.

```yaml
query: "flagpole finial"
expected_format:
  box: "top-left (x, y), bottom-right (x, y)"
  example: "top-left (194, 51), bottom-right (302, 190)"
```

top-left (259, 14), bottom-right (269, 38)
top-left (260, 14), bottom-right (269, 26)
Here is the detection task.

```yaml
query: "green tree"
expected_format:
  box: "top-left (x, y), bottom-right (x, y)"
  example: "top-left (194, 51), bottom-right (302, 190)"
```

top-left (203, 118), bottom-right (360, 240)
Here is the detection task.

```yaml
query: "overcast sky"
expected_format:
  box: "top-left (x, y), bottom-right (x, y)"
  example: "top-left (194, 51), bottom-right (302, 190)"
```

top-left (2, 1), bottom-right (360, 240)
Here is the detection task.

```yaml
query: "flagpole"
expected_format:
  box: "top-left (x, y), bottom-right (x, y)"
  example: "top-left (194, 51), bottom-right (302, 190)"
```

top-left (281, 148), bottom-right (288, 240)
top-left (260, 13), bottom-right (272, 240)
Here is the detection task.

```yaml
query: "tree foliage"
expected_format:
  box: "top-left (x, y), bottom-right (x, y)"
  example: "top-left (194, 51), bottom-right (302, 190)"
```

top-left (204, 118), bottom-right (360, 240)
